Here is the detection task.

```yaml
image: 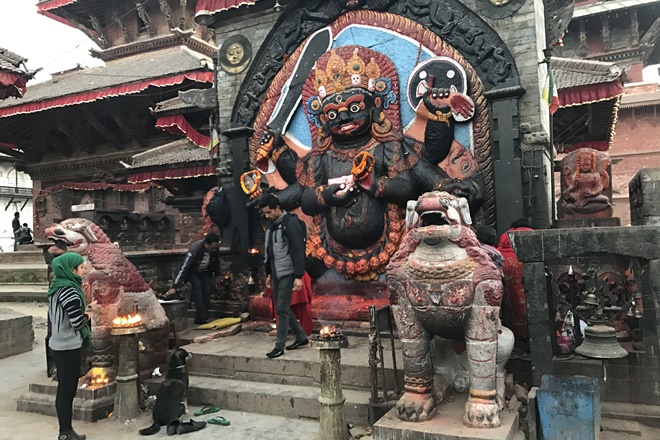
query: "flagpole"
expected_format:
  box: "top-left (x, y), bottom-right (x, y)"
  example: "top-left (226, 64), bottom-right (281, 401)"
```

top-left (542, 47), bottom-right (557, 225)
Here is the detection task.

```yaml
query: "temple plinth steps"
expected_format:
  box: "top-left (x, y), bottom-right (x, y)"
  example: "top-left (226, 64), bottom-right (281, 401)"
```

top-left (150, 330), bottom-right (403, 425)
top-left (0, 248), bottom-right (48, 302)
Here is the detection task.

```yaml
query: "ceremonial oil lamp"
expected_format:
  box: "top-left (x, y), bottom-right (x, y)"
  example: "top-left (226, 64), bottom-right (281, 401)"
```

top-left (311, 325), bottom-right (349, 440)
top-left (110, 303), bottom-right (145, 420)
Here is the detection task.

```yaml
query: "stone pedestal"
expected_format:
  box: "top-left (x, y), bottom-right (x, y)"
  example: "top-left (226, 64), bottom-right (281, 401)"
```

top-left (373, 394), bottom-right (519, 440)
top-left (112, 326), bottom-right (145, 420)
top-left (159, 299), bottom-right (188, 332)
top-left (311, 335), bottom-right (350, 440)
top-left (0, 310), bottom-right (33, 359)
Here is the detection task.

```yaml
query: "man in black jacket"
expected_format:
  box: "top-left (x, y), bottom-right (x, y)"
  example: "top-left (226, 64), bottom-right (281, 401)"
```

top-left (259, 195), bottom-right (308, 359)
top-left (12, 212), bottom-right (20, 251)
top-left (167, 233), bottom-right (221, 324)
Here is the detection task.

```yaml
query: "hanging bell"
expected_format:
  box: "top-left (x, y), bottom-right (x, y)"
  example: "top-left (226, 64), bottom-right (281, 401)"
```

top-left (575, 324), bottom-right (628, 359)
top-left (626, 305), bottom-right (635, 317)
top-left (583, 292), bottom-right (599, 307)
top-left (568, 264), bottom-right (574, 276)
top-left (634, 291), bottom-right (643, 300)
top-left (634, 307), bottom-right (643, 319)
top-left (247, 275), bottom-right (255, 286)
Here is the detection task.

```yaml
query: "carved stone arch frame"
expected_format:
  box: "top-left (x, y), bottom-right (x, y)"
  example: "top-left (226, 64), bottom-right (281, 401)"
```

top-left (231, 0), bottom-right (523, 225)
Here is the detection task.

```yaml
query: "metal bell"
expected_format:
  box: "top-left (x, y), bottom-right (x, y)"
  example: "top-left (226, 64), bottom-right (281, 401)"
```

top-left (583, 292), bottom-right (599, 307)
top-left (575, 324), bottom-right (628, 359)
top-left (634, 308), bottom-right (643, 319)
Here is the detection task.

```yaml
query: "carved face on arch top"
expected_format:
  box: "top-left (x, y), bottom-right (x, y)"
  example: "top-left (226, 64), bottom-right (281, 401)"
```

top-left (338, 0), bottom-right (367, 9)
top-left (320, 88), bottom-right (377, 144)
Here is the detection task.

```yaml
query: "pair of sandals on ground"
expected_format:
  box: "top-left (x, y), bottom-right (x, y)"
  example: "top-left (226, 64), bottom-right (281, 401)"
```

top-left (162, 406), bottom-right (230, 436)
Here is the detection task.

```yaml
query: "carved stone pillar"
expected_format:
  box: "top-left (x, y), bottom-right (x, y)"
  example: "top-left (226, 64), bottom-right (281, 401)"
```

top-left (602, 15), bottom-right (611, 52)
top-left (520, 124), bottom-right (553, 229)
top-left (578, 20), bottom-right (589, 57)
top-left (631, 9), bottom-right (640, 46)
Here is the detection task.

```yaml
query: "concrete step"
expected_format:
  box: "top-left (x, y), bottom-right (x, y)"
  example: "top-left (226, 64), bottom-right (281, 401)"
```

top-left (0, 250), bottom-right (45, 264)
top-left (186, 375), bottom-right (370, 425)
top-left (0, 284), bottom-right (49, 302)
top-left (0, 264), bottom-right (48, 283)
top-left (602, 401), bottom-right (660, 427)
top-left (183, 331), bottom-right (402, 391)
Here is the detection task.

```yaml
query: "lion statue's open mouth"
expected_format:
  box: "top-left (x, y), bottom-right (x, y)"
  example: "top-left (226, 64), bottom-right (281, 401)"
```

top-left (406, 191), bottom-right (472, 242)
top-left (45, 222), bottom-right (96, 255)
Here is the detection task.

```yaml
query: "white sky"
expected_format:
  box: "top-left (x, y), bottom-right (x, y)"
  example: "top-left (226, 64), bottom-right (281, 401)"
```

top-left (0, 0), bottom-right (103, 83)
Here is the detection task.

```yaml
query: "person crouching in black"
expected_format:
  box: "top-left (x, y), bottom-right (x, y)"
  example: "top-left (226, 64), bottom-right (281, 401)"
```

top-left (167, 233), bottom-right (221, 324)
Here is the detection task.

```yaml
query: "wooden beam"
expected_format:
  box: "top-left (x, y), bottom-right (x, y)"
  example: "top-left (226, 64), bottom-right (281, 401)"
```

top-left (0, 126), bottom-right (30, 150)
top-left (81, 109), bottom-right (123, 148)
top-left (51, 117), bottom-right (85, 155)
top-left (110, 112), bottom-right (141, 149)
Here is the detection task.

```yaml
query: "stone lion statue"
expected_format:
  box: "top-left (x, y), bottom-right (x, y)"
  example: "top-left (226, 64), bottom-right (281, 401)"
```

top-left (45, 218), bottom-right (169, 379)
top-left (387, 191), bottom-right (512, 428)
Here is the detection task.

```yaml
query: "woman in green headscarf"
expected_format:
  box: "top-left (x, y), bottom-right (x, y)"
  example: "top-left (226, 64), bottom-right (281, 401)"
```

top-left (48, 252), bottom-right (92, 440)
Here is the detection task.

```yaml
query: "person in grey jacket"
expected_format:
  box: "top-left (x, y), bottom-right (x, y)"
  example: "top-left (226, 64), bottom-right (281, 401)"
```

top-left (259, 194), bottom-right (308, 358)
top-left (167, 233), bottom-right (221, 324)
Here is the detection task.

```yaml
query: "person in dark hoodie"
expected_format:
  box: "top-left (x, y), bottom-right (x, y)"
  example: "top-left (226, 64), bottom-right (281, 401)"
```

top-left (167, 233), bottom-right (221, 324)
top-left (259, 194), bottom-right (308, 359)
top-left (48, 252), bottom-right (93, 440)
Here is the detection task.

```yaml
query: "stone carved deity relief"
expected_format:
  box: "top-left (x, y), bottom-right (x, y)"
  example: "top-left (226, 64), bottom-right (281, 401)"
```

top-left (247, 10), bottom-right (492, 282)
top-left (559, 148), bottom-right (613, 219)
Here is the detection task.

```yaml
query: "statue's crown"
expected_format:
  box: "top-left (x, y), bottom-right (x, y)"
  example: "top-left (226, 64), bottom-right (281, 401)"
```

top-left (314, 48), bottom-right (382, 99)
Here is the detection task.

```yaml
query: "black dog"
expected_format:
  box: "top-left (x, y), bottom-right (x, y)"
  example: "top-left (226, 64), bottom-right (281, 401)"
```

top-left (139, 348), bottom-right (191, 436)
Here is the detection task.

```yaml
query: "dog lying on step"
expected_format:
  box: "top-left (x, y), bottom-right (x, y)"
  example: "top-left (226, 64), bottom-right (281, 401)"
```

top-left (139, 348), bottom-right (191, 435)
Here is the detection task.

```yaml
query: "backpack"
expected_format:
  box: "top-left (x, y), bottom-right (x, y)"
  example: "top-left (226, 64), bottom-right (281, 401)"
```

top-left (282, 213), bottom-right (307, 244)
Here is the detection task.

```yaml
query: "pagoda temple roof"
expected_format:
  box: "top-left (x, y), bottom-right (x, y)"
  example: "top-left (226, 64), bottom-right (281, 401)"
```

top-left (552, 57), bottom-right (623, 108)
top-left (122, 138), bottom-right (216, 184)
top-left (0, 48), bottom-right (27, 75)
top-left (551, 57), bottom-right (624, 153)
top-left (195, 0), bottom-right (258, 23)
top-left (573, 0), bottom-right (660, 18)
top-left (0, 48), bottom-right (31, 100)
top-left (552, 57), bottom-right (622, 90)
top-left (124, 138), bottom-right (212, 169)
top-left (0, 47), bottom-right (213, 117)
top-left (152, 96), bottom-right (200, 116)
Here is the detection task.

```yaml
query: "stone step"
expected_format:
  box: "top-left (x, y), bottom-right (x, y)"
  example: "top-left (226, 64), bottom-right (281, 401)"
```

top-left (186, 375), bottom-right (371, 425)
top-left (602, 401), bottom-right (660, 427)
top-left (0, 284), bottom-right (49, 302)
top-left (17, 379), bottom-right (116, 422)
top-left (183, 331), bottom-right (402, 391)
top-left (0, 250), bottom-right (45, 264)
top-left (0, 264), bottom-right (48, 283)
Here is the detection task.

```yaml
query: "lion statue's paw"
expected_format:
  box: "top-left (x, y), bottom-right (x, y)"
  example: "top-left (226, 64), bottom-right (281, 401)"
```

top-left (396, 392), bottom-right (437, 422)
top-left (464, 397), bottom-right (501, 429)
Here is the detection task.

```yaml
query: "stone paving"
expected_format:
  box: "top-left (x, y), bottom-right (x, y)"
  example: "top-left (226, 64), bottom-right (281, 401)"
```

top-left (0, 303), bottom-right (319, 440)
top-left (2, 302), bottom-right (659, 440)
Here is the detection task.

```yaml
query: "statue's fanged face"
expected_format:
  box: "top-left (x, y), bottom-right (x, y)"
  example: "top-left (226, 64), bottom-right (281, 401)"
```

top-left (45, 220), bottom-right (98, 256)
top-left (321, 89), bottom-right (374, 141)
